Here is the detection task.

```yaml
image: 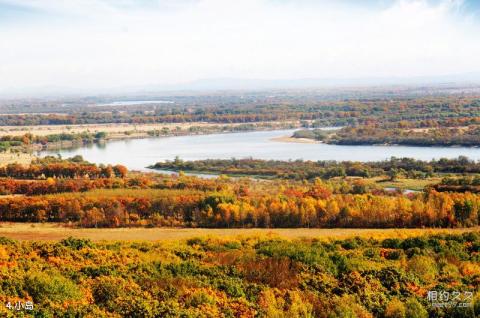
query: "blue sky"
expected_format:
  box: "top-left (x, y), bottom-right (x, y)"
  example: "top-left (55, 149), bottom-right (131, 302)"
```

top-left (1, 0), bottom-right (479, 22)
top-left (0, 0), bottom-right (479, 95)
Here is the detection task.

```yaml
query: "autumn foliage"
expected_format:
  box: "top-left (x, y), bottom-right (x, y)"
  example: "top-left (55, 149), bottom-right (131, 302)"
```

top-left (0, 233), bottom-right (478, 317)
top-left (0, 173), bottom-right (479, 228)
top-left (0, 161), bottom-right (127, 179)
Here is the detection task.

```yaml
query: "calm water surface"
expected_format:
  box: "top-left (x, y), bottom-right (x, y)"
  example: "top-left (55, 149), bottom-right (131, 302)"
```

top-left (40, 129), bottom-right (480, 171)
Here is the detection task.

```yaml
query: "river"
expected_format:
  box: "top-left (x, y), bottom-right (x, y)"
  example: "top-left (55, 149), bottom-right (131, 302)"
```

top-left (40, 129), bottom-right (480, 171)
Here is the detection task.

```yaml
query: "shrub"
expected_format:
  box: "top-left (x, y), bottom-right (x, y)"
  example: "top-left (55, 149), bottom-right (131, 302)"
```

top-left (373, 267), bottom-right (409, 293)
top-left (382, 238), bottom-right (402, 249)
top-left (184, 289), bottom-right (216, 308)
top-left (26, 272), bottom-right (81, 303)
top-left (60, 237), bottom-right (94, 250)
top-left (329, 295), bottom-right (373, 318)
top-left (0, 236), bottom-right (16, 245)
top-left (407, 256), bottom-right (438, 282)
top-left (385, 250), bottom-right (402, 260)
top-left (384, 298), bottom-right (406, 318)
top-left (215, 278), bottom-right (245, 298)
top-left (401, 237), bottom-right (428, 250)
top-left (363, 248), bottom-right (379, 259)
top-left (439, 263), bottom-right (461, 281)
top-left (341, 239), bottom-right (358, 250)
top-left (256, 240), bottom-right (335, 271)
top-left (405, 247), bottom-right (423, 258)
top-left (91, 276), bottom-right (141, 311)
top-left (117, 297), bottom-right (157, 318)
top-left (405, 298), bottom-right (428, 318)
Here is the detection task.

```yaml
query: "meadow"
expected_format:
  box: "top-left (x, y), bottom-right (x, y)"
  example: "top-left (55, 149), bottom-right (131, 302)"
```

top-left (0, 223), bottom-right (477, 241)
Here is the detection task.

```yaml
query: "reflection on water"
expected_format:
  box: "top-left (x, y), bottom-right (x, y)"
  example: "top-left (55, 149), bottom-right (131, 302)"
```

top-left (40, 129), bottom-right (480, 171)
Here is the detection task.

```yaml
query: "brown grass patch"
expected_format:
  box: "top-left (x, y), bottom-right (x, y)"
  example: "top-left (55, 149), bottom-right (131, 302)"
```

top-left (0, 152), bottom-right (34, 167)
top-left (0, 223), bottom-right (477, 242)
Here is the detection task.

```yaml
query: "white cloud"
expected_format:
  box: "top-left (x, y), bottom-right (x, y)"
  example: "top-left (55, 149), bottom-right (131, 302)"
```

top-left (0, 0), bottom-right (479, 94)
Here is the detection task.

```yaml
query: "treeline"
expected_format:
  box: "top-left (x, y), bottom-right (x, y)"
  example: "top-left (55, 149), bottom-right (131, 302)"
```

top-left (1, 181), bottom-right (479, 228)
top-left (0, 171), bottom-right (228, 196)
top-left (0, 136), bottom-right (23, 152)
top-left (1, 233), bottom-right (478, 317)
top-left (151, 156), bottom-right (480, 180)
top-left (36, 131), bottom-right (107, 144)
top-left (294, 125), bottom-right (480, 147)
top-left (0, 132), bottom-right (107, 152)
top-left (151, 158), bottom-right (377, 179)
top-left (0, 178), bottom-right (128, 196)
top-left (0, 112), bottom-right (292, 126)
top-left (3, 157), bottom-right (480, 228)
top-left (330, 125), bottom-right (480, 147)
top-left (433, 175), bottom-right (480, 193)
top-left (0, 157), bottom-right (127, 179)
top-left (355, 116), bottom-right (480, 129)
top-left (2, 95), bottom-right (480, 127)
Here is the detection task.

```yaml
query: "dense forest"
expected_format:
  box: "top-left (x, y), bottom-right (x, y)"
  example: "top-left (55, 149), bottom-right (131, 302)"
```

top-left (0, 233), bottom-right (478, 317)
top-left (2, 157), bottom-right (480, 228)
top-left (2, 183), bottom-right (479, 228)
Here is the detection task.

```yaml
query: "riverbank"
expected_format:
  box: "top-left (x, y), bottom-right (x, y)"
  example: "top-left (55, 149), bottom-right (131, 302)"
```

top-left (270, 135), bottom-right (319, 143)
top-left (2, 121), bottom-right (301, 153)
top-left (292, 126), bottom-right (480, 147)
top-left (0, 121), bottom-right (301, 138)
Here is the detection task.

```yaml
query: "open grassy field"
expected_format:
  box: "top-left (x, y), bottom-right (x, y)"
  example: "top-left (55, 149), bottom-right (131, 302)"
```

top-left (0, 222), bottom-right (478, 241)
top-left (366, 176), bottom-right (442, 191)
top-left (0, 122), bottom-right (225, 137)
top-left (0, 152), bottom-right (34, 166)
top-left (0, 120), bottom-right (300, 138)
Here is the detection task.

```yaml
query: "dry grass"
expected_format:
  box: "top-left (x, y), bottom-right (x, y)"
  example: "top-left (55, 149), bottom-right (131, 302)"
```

top-left (0, 122), bottom-right (210, 137)
top-left (410, 126), bottom-right (470, 133)
top-left (365, 176), bottom-right (441, 191)
top-left (0, 223), bottom-right (477, 242)
top-left (0, 152), bottom-right (34, 166)
top-left (0, 121), bottom-right (299, 138)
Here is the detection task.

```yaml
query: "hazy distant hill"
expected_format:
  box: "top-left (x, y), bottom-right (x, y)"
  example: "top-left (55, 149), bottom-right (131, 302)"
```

top-left (2, 73), bottom-right (480, 98)
top-left (173, 73), bottom-right (480, 91)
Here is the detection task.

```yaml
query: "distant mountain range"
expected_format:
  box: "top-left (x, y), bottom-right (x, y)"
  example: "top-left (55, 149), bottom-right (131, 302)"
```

top-left (166, 73), bottom-right (480, 91)
top-left (2, 73), bottom-right (480, 98)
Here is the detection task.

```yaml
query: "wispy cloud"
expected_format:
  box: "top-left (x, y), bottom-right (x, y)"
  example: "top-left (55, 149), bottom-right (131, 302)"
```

top-left (0, 0), bottom-right (479, 94)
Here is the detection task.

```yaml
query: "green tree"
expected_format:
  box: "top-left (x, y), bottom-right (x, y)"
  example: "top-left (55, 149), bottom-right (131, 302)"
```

top-left (405, 298), bottom-right (428, 318)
